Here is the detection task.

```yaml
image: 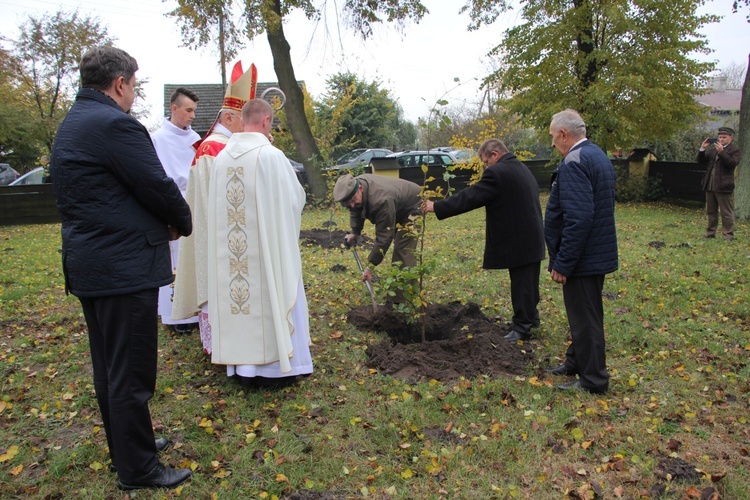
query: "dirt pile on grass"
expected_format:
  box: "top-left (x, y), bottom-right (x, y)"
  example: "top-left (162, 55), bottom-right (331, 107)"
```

top-left (348, 301), bottom-right (536, 382)
top-left (299, 229), bottom-right (373, 250)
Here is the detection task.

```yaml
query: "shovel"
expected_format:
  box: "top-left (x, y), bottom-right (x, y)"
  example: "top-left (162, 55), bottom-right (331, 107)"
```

top-left (347, 240), bottom-right (378, 313)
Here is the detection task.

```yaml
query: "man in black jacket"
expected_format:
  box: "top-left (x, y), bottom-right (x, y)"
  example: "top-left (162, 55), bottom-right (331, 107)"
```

top-left (50, 46), bottom-right (193, 490)
top-left (423, 138), bottom-right (545, 341)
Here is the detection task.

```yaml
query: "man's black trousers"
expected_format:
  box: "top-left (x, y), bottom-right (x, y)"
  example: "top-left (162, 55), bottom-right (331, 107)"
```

top-left (508, 261), bottom-right (541, 334)
top-left (562, 274), bottom-right (609, 393)
top-left (79, 289), bottom-right (160, 481)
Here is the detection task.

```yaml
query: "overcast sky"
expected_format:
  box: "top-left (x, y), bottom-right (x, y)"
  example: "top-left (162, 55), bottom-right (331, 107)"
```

top-left (1, 0), bottom-right (748, 130)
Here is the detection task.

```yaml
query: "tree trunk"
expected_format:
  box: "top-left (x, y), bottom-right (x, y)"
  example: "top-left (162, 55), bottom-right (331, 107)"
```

top-left (264, 0), bottom-right (327, 201)
top-left (219, 10), bottom-right (226, 87)
top-left (734, 53), bottom-right (750, 219)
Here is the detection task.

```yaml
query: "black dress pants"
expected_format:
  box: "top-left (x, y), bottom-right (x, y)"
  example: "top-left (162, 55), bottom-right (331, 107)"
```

top-left (562, 275), bottom-right (609, 393)
top-left (79, 289), bottom-right (160, 481)
top-left (508, 261), bottom-right (541, 334)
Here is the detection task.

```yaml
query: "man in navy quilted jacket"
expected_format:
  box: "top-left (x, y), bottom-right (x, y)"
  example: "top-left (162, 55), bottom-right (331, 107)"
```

top-left (50, 46), bottom-right (192, 490)
top-left (544, 109), bottom-right (618, 394)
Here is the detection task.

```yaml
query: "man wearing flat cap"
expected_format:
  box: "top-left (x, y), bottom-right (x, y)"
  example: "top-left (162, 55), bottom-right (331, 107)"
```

top-left (334, 174), bottom-right (421, 292)
top-left (699, 126), bottom-right (742, 240)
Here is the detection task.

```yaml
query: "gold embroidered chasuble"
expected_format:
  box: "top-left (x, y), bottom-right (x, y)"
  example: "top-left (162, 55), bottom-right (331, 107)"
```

top-left (207, 132), bottom-right (306, 370)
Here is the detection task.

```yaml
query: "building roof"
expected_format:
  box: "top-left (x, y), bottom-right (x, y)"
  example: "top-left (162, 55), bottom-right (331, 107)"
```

top-left (162, 82), bottom-right (302, 136)
top-left (695, 89), bottom-right (742, 113)
top-left (694, 76), bottom-right (741, 115)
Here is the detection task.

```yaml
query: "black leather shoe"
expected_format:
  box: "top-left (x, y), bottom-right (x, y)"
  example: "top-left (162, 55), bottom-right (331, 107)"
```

top-left (172, 323), bottom-right (196, 333)
top-left (155, 437), bottom-right (169, 452)
top-left (117, 463), bottom-right (192, 490)
top-left (110, 438), bottom-right (171, 473)
top-left (546, 364), bottom-right (576, 376)
top-left (556, 380), bottom-right (584, 391)
top-left (504, 330), bottom-right (531, 341)
top-left (556, 380), bottom-right (607, 394)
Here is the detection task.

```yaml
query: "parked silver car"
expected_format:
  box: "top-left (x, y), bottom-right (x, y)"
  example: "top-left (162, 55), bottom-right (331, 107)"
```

top-left (0, 163), bottom-right (19, 186)
top-left (8, 167), bottom-right (46, 186)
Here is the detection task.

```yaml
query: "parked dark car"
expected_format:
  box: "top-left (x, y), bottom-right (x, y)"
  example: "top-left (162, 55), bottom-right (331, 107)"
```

top-left (8, 166), bottom-right (47, 186)
top-left (0, 163), bottom-right (19, 186)
top-left (288, 158), bottom-right (306, 186)
top-left (332, 148), bottom-right (393, 169)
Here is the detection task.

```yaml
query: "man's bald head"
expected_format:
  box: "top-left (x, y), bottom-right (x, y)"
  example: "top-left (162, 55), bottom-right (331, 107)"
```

top-left (242, 99), bottom-right (274, 135)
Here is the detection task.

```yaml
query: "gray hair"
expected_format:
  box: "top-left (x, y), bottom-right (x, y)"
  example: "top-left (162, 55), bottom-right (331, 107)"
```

top-left (80, 46), bottom-right (138, 91)
top-left (477, 138), bottom-right (509, 158)
top-left (550, 109), bottom-right (587, 139)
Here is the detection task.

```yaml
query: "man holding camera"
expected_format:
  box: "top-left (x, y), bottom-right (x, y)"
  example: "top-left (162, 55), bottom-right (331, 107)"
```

top-left (699, 127), bottom-right (742, 241)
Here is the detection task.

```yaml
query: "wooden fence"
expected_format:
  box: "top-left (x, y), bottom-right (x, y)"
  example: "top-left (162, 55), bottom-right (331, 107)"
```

top-left (0, 184), bottom-right (59, 226)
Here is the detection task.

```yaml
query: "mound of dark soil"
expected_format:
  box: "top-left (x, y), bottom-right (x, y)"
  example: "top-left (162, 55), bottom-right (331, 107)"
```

top-left (299, 229), bottom-right (372, 250)
top-left (349, 301), bottom-right (536, 382)
top-left (654, 456), bottom-right (701, 483)
top-left (299, 229), bottom-right (348, 249)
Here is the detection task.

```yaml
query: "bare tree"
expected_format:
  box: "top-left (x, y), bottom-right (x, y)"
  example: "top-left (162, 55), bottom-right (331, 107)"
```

top-left (722, 61), bottom-right (748, 89)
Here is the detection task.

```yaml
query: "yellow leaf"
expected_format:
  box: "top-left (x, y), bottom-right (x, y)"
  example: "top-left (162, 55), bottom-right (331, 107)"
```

top-left (276, 473), bottom-right (289, 483)
top-left (62, 393), bottom-right (74, 401)
top-left (9, 465), bottom-right (23, 476)
top-left (199, 418), bottom-right (213, 427)
top-left (0, 401), bottom-right (7, 414)
top-left (582, 441), bottom-right (593, 449)
top-left (212, 469), bottom-right (231, 478)
top-left (176, 394), bottom-right (189, 400)
top-left (571, 428), bottom-right (584, 441)
top-left (528, 377), bottom-right (544, 387)
top-left (246, 433), bottom-right (256, 443)
top-left (0, 445), bottom-right (19, 462)
top-left (401, 468), bottom-right (414, 479)
top-left (89, 461), bottom-right (104, 471)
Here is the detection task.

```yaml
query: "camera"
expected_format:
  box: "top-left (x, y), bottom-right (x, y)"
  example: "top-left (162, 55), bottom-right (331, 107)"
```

top-left (706, 138), bottom-right (719, 144)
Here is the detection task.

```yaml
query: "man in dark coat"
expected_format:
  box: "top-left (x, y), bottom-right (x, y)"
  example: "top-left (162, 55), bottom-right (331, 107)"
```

top-left (50, 46), bottom-right (193, 490)
top-left (423, 138), bottom-right (545, 341)
top-left (698, 126), bottom-right (742, 240)
top-left (334, 174), bottom-right (421, 286)
top-left (544, 109), bottom-right (618, 394)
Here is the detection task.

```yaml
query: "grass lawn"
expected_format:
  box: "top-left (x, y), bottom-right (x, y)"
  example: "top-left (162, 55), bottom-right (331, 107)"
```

top-left (0, 199), bottom-right (748, 499)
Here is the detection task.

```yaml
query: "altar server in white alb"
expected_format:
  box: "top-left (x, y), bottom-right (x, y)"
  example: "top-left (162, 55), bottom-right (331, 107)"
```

top-left (151, 87), bottom-right (200, 332)
top-left (208, 98), bottom-right (313, 386)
